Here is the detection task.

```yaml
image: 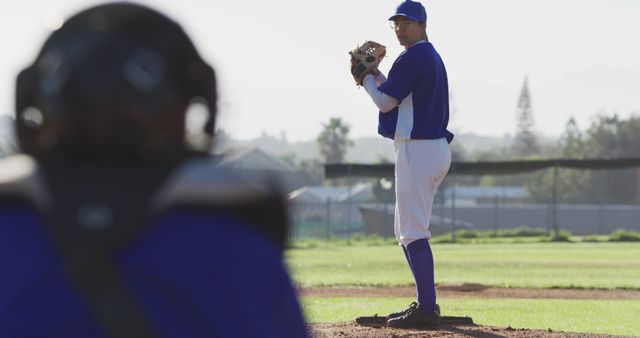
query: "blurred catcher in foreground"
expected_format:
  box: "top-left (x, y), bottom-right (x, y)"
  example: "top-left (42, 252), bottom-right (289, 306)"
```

top-left (0, 3), bottom-right (307, 338)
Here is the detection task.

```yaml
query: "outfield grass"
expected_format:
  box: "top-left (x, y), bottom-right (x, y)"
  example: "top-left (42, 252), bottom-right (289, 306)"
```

top-left (286, 242), bottom-right (640, 289)
top-left (302, 296), bottom-right (640, 336)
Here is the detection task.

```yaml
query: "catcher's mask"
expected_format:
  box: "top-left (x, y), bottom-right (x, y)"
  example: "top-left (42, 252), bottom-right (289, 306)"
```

top-left (15, 3), bottom-right (217, 159)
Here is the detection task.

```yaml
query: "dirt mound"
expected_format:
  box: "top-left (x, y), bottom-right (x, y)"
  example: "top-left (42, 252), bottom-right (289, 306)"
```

top-left (309, 321), bottom-right (634, 338)
top-left (303, 285), bottom-right (640, 337)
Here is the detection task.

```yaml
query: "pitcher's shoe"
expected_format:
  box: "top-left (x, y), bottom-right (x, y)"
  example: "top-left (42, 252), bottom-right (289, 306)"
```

top-left (386, 303), bottom-right (441, 329)
top-left (387, 301), bottom-right (419, 320)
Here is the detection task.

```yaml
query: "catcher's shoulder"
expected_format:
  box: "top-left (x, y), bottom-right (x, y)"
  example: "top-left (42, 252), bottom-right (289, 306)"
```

top-left (0, 154), bottom-right (51, 209)
top-left (0, 155), bottom-right (38, 187)
top-left (153, 156), bottom-right (289, 248)
top-left (0, 154), bottom-right (287, 213)
top-left (153, 156), bottom-right (286, 210)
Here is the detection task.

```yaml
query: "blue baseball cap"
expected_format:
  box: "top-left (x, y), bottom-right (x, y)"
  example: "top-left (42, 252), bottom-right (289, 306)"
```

top-left (389, 0), bottom-right (427, 23)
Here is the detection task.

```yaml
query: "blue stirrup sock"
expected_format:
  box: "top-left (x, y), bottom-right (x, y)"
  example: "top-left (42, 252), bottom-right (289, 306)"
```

top-left (402, 245), bottom-right (415, 276)
top-left (405, 238), bottom-right (437, 313)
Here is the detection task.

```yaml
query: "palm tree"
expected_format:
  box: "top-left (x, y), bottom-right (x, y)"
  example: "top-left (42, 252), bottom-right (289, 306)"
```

top-left (317, 117), bottom-right (353, 164)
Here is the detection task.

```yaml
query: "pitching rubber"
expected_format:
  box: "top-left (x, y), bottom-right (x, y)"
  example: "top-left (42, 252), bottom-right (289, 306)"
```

top-left (355, 315), bottom-right (474, 327)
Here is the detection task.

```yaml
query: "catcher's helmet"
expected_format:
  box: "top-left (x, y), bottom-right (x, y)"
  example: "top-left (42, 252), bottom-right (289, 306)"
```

top-left (15, 3), bottom-right (216, 158)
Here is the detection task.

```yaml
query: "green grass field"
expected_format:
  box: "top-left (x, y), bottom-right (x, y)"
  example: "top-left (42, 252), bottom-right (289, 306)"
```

top-left (286, 242), bottom-right (640, 289)
top-left (288, 242), bottom-right (640, 336)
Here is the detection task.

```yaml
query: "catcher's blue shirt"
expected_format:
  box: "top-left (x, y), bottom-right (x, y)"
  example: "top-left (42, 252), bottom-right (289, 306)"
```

top-left (378, 41), bottom-right (454, 143)
top-left (0, 205), bottom-right (307, 338)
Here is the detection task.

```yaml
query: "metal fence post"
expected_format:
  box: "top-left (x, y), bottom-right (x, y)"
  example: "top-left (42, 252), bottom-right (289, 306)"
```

top-left (493, 195), bottom-right (499, 236)
top-left (325, 199), bottom-right (331, 240)
top-left (551, 165), bottom-right (560, 238)
top-left (347, 165), bottom-right (353, 239)
top-left (598, 200), bottom-right (604, 234)
top-left (451, 176), bottom-right (457, 241)
top-left (289, 203), bottom-right (295, 241)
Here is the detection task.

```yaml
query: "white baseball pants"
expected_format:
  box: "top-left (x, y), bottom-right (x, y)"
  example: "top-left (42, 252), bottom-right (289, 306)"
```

top-left (394, 138), bottom-right (451, 246)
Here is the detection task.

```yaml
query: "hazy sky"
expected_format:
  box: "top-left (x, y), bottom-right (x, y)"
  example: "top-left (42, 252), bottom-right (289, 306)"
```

top-left (1, 0), bottom-right (639, 142)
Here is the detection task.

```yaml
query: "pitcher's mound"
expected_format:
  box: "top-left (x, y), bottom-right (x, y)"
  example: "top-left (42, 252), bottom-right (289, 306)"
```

top-left (309, 321), bottom-right (632, 338)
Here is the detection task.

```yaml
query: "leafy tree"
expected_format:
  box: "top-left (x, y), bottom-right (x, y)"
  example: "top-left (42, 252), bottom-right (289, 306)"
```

top-left (298, 158), bottom-right (324, 183)
top-left (317, 117), bottom-right (353, 164)
top-left (489, 77), bottom-right (543, 190)
top-left (556, 118), bottom-right (590, 202)
top-left (511, 77), bottom-right (539, 158)
top-left (526, 118), bottom-right (590, 203)
top-left (584, 113), bottom-right (640, 158)
top-left (526, 113), bottom-right (640, 204)
top-left (486, 77), bottom-right (542, 189)
top-left (582, 113), bottom-right (640, 203)
top-left (561, 118), bottom-right (586, 158)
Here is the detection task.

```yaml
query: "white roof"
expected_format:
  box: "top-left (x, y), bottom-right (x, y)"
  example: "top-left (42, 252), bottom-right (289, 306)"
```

top-left (218, 147), bottom-right (296, 172)
top-left (289, 183), bottom-right (373, 202)
top-left (443, 185), bottom-right (527, 199)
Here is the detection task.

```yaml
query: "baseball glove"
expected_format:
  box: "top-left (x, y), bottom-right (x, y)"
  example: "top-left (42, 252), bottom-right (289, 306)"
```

top-left (349, 41), bottom-right (386, 86)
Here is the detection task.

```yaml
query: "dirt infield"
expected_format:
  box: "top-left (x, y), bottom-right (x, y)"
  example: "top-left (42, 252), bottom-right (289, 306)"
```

top-left (308, 321), bottom-right (635, 338)
top-left (304, 284), bottom-right (640, 338)
top-left (300, 283), bottom-right (640, 300)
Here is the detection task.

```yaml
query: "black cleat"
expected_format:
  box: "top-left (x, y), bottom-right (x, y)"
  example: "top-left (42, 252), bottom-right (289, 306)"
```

top-left (387, 301), bottom-right (418, 320)
top-left (386, 303), bottom-right (441, 329)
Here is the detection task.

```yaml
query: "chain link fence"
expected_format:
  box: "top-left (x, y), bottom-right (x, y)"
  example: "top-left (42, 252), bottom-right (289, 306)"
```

top-left (288, 161), bottom-right (640, 240)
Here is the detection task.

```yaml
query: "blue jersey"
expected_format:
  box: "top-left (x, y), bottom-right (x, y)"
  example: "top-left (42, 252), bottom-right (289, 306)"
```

top-left (0, 155), bottom-right (308, 338)
top-left (378, 41), bottom-right (454, 143)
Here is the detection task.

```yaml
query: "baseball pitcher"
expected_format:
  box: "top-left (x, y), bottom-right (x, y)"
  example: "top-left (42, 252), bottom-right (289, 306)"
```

top-left (350, 0), bottom-right (454, 329)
